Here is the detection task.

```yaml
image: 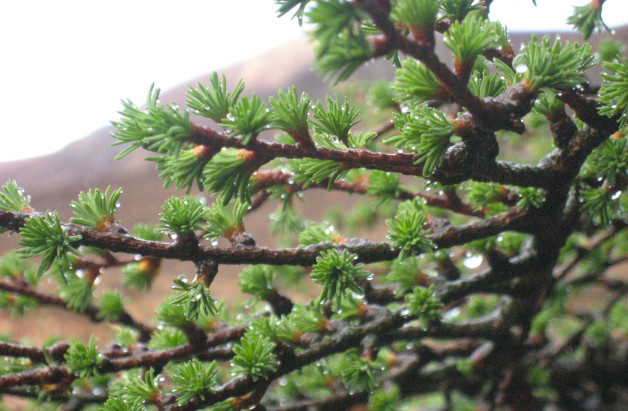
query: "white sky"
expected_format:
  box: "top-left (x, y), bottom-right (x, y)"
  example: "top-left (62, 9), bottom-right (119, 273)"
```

top-left (1, 0), bottom-right (627, 163)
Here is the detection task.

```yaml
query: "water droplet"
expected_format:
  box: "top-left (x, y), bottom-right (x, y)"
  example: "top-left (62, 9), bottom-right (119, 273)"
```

top-left (515, 64), bottom-right (528, 73)
top-left (443, 307), bottom-right (460, 320)
top-left (463, 253), bottom-right (483, 269)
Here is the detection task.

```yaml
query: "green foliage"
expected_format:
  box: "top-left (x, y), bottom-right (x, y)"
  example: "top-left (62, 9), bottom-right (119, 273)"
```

top-left (348, 131), bottom-right (377, 149)
top-left (608, 300), bottom-right (628, 334)
top-left (386, 200), bottom-right (435, 258)
top-left (18, 212), bottom-right (82, 278)
top-left (111, 84), bottom-right (191, 159)
top-left (170, 358), bottom-right (218, 404)
top-left (97, 291), bottom-right (125, 321)
top-left (204, 200), bottom-right (248, 242)
top-left (148, 328), bottom-right (188, 350)
top-left (60, 272), bottom-right (94, 312)
top-left (101, 397), bottom-right (145, 411)
top-left (0, 292), bottom-right (37, 317)
top-left (220, 94), bottom-right (270, 145)
top-left (533, 90), bottom-right (564, 117)
top-left (392, 58), bottom-right (442, 104)
top-left (288, 302), bottom-right (329, 333)
top-left (581, 187), bottom-right (614, 225)
top-left (391, 0), bottom-right (440, 31)
top-left (232, 331), bottom-right (279, 381)
top-left (313, 30), bottom-right (373, 83)
top-left (122, 259), bottom-right (160, 291)
top-left (531, 286), bottom-right (569, 335)
top-left (275, 0), bottom-right (312, 25)
top-left (494, 58), bottom-right (524, 86)
top-left (203, 148), bottom-right (258, 204)
top-left (440, 0), bottom-right (484, 20)
top-left (109, 368), bottom-right (159, 404)
top-left (270, 204), bottom-right (305, 236)
top-left (1, 2), bottom-right (627, 409)
top-left (456, 358), bottom-right (474, 375)
top-left (250, 315), bottom-right (300, 344)
top-left (366, 171), bottom-right (403, 203)
top-left (567, 1), bottom-right (610, 40)
top-left (468, 71), bottom-right (506, 98)
top-left (308, 0), bottom-right (371, 82)
top-left (597, 39), bottom-right (625, 63)
top-left (187, 72), bottom-right (244, 122)
top-left (131, 223), bottom-right (163, 241)
top-left (0, 179), bottom-right (31, 213)
top-left (171, 276), bottom-right (218, 321)
top-left (516, 35), bottom-right (595, 91)
top-left (238, 265), bottom-right (276, 299)
top-left (338, 349), bottom-right (380, 392)
top-left (599, 58), bottom-right (628, 128)
top-left (0, 251), bottom-right (37, 284)
top-left (517, 187), bottom-right (545, 209)
top-left (299, 221), bottom-right (340, 247)
top-left (388, 106), bottom-right (457, 177)
top-left (444, 15), bottom-right (498, 64)
top-left (65, 336), bottom-right (102, 378)
top-left (115, 328), bottom-right (137, 348)
top-left (293, 157), bottom-right (349, 190)
top-left (496, 232), bottom-right (527, 256)
top-left (270, 87), bottom-right (311, 140)
top-left (405, 285), bottom-right (443, 328)
top-left (152, 146), bottom-right (214, 194)
top-left (466, 295), bottom-right (498, 318)
top-left (585, 320), bottom-right (611, 347)
top-left (308, 0), bottom-right (363, 51)
top-left (368, 386), bottom-right (401, 411)
top-left (310, 95), bottom-right (360, 143)
top-left (156, 295), bottom-right (190, 328)
top-left (466, 182), bottom-right (508, 212)
top-left (158, 196), bottom-right (207, 236)
top-left (385, 257), bottom-right (429, 294)
top-left (310, 249), bottom-right (370, 307)
top-left (70, 186), bottom-right (122, 230)
top-left (368, 80), bottom-right (396, 111)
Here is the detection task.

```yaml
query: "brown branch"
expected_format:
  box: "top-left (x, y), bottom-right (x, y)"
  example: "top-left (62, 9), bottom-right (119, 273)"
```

top-left (0, 340), bottom-right (68, 363)
top-left (0, 365), bottom-right (73, 389)
top-left (0, 279), bottom-right (154, 341)
top-left (252, 170), bottom-right (482, 216)
top-left (1, 207), bottom-right (530, 267)
top-left (190, 125), bottom-right (422, 175)
top-left (354, 0), bottom-right (493, 122)
top-left (0, 387), bottom-right (106, 403)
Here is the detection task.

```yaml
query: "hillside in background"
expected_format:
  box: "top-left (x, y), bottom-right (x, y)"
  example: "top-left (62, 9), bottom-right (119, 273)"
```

top-left (0, 27), bottom-right (626, 341)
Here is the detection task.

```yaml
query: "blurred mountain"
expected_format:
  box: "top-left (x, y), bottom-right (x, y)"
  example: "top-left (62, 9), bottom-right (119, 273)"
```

top-left (0, 27), bottom-right (625, 341)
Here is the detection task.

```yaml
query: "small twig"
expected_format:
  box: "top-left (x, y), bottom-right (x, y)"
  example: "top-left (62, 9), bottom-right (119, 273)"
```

top-left (0, 279), bottom-right (154, 341)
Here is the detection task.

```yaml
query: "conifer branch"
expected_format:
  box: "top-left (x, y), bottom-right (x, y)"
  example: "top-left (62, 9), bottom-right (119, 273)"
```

top-left (0, 207), bottom-right (529, 266)
top-left (0, 278), bottom-right (154, 340)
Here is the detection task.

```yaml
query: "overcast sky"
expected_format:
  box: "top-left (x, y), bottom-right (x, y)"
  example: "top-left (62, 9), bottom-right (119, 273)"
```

top-left (1, 0), bottom-right (627, 163)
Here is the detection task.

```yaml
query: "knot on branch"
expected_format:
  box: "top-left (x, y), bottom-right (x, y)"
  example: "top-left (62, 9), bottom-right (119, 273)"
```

top-left (431, 134), bottom-right (498, 185)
